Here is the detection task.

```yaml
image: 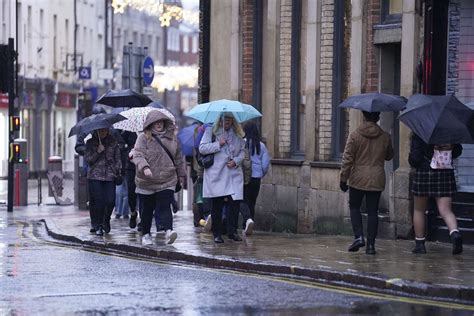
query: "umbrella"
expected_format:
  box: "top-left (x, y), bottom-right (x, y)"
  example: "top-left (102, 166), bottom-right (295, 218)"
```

top-left (339, 93), bottom-right (407, 112)
top-left (399, 94), bottom-right (474, 144)
top-left (96, 89), bottom-right (152, 108)
top-left (178, 124), bottom-right (199, 156)
top-left (184, 99), bottom-right (262, 123)
top-left (68, 113), bottom-right (126, 137)
top-left (113, 107), bottom-right (176, 132)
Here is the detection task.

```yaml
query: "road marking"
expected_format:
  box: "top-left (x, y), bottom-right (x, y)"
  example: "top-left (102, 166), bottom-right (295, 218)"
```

top-left (28, 223), bottom-right (474, 311)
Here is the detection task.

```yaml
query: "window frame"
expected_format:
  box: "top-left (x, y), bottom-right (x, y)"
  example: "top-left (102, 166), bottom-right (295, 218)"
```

top-left (381, 0), bottom-right (402, 25)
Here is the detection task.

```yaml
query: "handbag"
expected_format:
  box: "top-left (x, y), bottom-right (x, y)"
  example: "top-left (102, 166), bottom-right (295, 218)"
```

top-left (196, 133), bottom-right (216, 169)
top-left (152, 135), bottom-right (182, 193)
top-left (430, 149), bottom-right (454, 170)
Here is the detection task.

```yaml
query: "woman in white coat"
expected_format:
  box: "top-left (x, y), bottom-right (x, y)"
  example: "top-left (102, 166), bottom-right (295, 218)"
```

top-left (199, 113), bottom-right (246, 243)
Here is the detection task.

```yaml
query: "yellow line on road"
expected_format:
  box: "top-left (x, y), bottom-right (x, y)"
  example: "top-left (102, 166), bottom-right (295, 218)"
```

top-left (30, 225), bottom-right (474, 311)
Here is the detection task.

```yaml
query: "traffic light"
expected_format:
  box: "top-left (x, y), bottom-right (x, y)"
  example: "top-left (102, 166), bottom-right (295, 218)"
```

top-left (10, 116), bottom-right (20, 132)
top-left (9, 143), bottom-right (21, 163)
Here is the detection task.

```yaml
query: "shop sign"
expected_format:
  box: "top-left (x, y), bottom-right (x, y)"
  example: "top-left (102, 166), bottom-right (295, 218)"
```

top-left (56, 92), bottom-right (77, 108)
top-left (0, 93), bottom-right (8, 108)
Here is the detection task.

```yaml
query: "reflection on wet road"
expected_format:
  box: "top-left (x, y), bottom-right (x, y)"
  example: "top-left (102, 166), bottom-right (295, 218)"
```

top-left (0, 218), bottom-right (472, 315)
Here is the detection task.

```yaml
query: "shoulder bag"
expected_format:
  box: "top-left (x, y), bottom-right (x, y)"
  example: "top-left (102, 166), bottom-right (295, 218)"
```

top-left (152, 135), bottom-right (182, 193)
top-left (196, 133), bottom-right (216, 169)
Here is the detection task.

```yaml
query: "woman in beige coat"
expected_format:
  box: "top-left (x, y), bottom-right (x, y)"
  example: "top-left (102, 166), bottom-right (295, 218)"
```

top-left (133, 110), bottom-right (186, 246)
top-left (340, 111), bottom-right (394, 255)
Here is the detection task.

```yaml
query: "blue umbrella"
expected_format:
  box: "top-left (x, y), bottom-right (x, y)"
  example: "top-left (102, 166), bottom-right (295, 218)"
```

top-left (178, 124), bottom-right (199, 156)
top-left (184, 99), bottom-right (262, 123)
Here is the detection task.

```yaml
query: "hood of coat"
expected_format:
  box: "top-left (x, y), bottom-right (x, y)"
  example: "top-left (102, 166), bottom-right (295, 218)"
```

top-left (356, 122), bottom-right (383, 139)
top-left (143, 109), bottom-right (174, 133)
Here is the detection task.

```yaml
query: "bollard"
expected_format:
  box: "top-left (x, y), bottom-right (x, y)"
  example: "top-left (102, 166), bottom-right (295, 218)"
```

top-left (47, 156), bottom-right (63, 197)
top-left (75, 154), bottom-right (88, 210)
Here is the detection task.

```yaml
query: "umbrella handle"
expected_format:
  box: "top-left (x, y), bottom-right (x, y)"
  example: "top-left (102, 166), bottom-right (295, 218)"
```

top-left (97, 130), bottom-right (102, 145)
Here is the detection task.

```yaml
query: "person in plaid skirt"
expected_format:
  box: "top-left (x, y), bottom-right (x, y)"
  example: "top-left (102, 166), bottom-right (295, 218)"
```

top-left (408, 133), bottom-right (463, 254)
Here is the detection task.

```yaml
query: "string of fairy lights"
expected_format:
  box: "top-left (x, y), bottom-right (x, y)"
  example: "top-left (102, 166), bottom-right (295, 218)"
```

top-left (111, 0), bottom-right (199, 27)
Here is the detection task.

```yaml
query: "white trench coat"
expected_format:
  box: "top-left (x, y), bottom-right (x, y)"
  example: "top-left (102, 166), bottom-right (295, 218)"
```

top-left (199, 126), bottom-right (245, 200)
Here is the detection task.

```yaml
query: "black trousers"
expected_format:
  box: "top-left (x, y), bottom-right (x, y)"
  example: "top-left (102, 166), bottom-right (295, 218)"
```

top-left (211, 196), bottom-right (241, 237)
top-left (126, 168), bottom-right (138, 213)
top-left (349, 187), bottom-right (381, 242)
top-left (88, 179), bottom-right (115, 229)
top-left (244, 177), bottom-right (261, 219)
top-left (139, 189), bottom-right (174, 235)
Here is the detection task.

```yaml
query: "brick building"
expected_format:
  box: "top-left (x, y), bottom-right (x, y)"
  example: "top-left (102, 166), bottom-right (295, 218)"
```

top-left (199, 0), bottom-right (474, 242)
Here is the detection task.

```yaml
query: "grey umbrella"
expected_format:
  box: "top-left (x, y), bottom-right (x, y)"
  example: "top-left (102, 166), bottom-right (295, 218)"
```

top-left (399, 94), bottom-right (474, 144)
top-left (68, 113), bottom-right (126, 137)
top-left (339, 93), bottom-right (407, 112)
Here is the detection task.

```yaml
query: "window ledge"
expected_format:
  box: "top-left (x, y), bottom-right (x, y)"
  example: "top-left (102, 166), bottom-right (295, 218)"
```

top-left (271, 159), bottom-right (304, 166)
top-left (309, 161), bottom-right (342, 169)
top-left (373, 23), bottom-right (402, 30)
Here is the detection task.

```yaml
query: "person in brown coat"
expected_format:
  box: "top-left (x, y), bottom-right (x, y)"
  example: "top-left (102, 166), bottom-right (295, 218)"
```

top-left (133, 110), bottom-right (187, 246)
top-left (340, 111), bottom-right (394, 255)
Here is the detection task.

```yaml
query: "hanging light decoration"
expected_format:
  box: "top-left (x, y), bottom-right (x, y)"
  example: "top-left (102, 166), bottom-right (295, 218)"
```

top-left (151, 65), bottom-right (198, 92)
top-left (111, 0), bottom-right (199, 27)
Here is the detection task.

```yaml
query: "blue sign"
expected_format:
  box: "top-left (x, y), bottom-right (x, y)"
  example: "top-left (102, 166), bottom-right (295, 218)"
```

top-left (142, 56), bottom-right (154, 86)
top-left (78, 67), bottom-right (91, 79)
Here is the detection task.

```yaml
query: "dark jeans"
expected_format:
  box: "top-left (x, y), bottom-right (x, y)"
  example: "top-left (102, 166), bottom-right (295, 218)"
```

top-left (349, 187), bottom-right (381, 242)
top-left (244, 177), bottom-right (261, 219)
top-left (88, 179), bottom-right (116, 229)
top-left (139, 190), bottom-right (174, 235)
top-left (211, 196), bottom-right (241, 237)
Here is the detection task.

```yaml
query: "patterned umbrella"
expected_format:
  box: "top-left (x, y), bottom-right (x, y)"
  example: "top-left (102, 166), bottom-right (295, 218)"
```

top-left (113, 107), bottom-right (175, 132)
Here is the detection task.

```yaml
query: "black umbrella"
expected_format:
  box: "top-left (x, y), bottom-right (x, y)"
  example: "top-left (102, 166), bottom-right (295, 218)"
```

top-left (96, 89), bottom-right (152, 108)
top-left (399, 94), bottom-right (474, 144)
top-left (68, 113), bottom-right (126, 137)
top-left (339, 93), bottom-right (407, 112)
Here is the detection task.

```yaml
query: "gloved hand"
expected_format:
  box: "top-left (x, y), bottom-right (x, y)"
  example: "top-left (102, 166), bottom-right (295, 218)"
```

top-left (340, 181), bottom-right (348, 192)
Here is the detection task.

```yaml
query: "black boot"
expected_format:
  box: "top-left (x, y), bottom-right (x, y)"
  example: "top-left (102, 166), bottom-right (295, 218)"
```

top-left (365, 240), bottom-right (376, 255)
top-left (348, 236), bottom-right (365, 252)
top-left (451, 231), bottom-right (463, 255)
top-left (129, 211), bottom-right (137, 229)
top-left (412, 239), bottom-right (427, 254)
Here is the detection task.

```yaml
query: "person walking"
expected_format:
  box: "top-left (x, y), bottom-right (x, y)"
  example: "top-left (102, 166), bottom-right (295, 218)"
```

top-left (84, 128), bottom-right (122, 236)
top-left (340, 111), bottom-right (394, 255)
top-left (133, 110), bottom-right (187, 246)
top-left (409, 134), bottom-right (463, 255)
top-left (121, 131), bottom-right (142, 229)
top-left (242, 121), bottom-right (270, 234)
top-left (199, 113), bottom-right (247, 243)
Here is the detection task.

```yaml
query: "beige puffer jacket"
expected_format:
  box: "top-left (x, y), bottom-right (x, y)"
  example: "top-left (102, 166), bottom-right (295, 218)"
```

top-left (340, 122), bottom-right (394, 191)
top-left (133, 110), bottom-right (186, 192)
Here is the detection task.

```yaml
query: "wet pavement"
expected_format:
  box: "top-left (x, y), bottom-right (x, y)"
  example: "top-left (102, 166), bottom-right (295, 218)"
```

top-left (2, 204), bottom-right (474, 304)
top-left (1, 215), bottom-right (472, 315)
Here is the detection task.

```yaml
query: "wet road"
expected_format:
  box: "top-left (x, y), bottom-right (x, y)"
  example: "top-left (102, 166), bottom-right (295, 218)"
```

top-left (0, 218), bottom-right (472, 315)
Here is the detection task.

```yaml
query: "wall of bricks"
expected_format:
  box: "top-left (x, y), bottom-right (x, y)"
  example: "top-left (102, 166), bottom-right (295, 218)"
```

top-left (241, 0), bottom-right (254, 104)
top-left (447, 0), bottom-right (460, 96)
top-left (318, 0), bottom-right (335, 160)
top-left (363, 0), bottom-right (380, 93)
top-left (277, 0), bottom-right (293, 156)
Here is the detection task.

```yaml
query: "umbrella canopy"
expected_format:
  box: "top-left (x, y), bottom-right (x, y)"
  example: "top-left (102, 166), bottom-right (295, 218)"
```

top-left (178, 124), bottom-right (199, 156)
top-left (68, 113), bottom-right (126, 137)
top-left (339, 93), bottom-right (407, 112)
top-left (184, 99), bottom-right (262, 123)
top-left (96, 89), bottom-right (152, 108)
top-left (113, 107), bottom-right (176, 132)
top-left (399, 94), bottom-right (474, 144)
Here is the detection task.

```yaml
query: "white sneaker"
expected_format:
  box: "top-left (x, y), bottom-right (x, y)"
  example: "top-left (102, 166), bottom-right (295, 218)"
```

top-left (141, 233), bottom-right (153, 246)
top-left (165, 230), bottom-right (177, 245)
top-left (244, 218), bottom-right (254, 236)
top-left (203, 215), bottom-right (212, 232)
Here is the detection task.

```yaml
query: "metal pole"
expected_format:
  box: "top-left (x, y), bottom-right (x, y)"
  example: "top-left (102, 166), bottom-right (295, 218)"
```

top-left (7, 38), bottom-right (15, 213)
top-left (128, 42), bottom-right (132, 89)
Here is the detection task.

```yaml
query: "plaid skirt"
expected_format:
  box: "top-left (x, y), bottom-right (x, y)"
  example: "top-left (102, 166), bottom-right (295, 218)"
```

top-left (412, 169), bottom-right (457, 197)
